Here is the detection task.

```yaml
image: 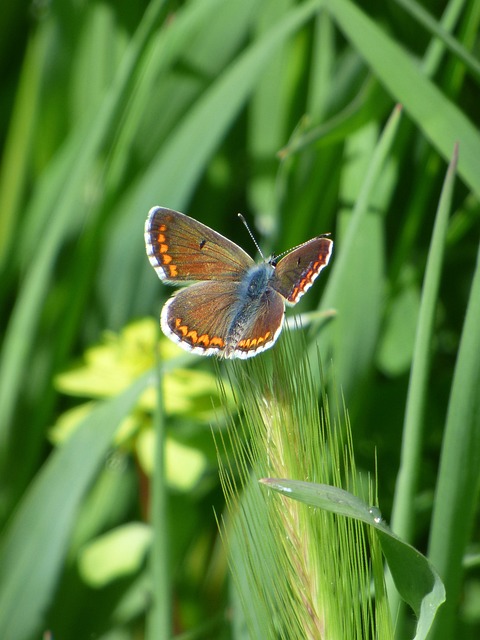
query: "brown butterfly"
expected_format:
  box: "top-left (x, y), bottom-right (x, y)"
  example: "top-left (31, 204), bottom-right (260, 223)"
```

top-left (145, 207), bottom-right (333, 358)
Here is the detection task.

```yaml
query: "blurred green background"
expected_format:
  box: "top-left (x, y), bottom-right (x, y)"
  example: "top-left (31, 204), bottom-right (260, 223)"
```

top-left (0, 0), bottom-right (479, 638)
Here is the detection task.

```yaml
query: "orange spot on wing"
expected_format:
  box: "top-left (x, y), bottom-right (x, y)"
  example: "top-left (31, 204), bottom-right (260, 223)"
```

top-left (174, 318), bottom-right (188, 336)
top-left (238, 330), bottom-right (272, 351)
top-left (186, 330), bottom-right (198, 343)
top-left (171, 320), bottom-right (225, 350)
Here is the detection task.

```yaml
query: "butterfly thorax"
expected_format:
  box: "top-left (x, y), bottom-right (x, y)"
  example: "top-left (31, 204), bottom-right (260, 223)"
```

top-left (240, 263), bottom-right (274, 297)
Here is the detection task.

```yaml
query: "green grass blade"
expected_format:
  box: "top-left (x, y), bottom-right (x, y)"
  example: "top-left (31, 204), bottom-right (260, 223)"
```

top-left (318, 105), bottom-right (402, 394)
top-left (130, 0), bottom-right (323, 210)
top-left (388, 144), bottom-right (458, 626)
top-left (247, 0), bottom-right (295, 236)
top-left (0, 373), bottom-right (150, 640)
top-left (324, 0), bottom-right (480, 200)
top-left (0, 28), bottom-right (45, 269)
top-left (427, 231), bottom-right (480, 636)
top-left (420, 0), bottom-right (467, 78)
top-left (393, 0), bottom-right (480, 81)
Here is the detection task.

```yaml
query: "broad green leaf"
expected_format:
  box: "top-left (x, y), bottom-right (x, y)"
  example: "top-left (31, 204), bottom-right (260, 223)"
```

top-left (79, 522), bottom-right (152, 587)
top-left (376, 275), bottom-right (420, 376)
top-left (0, 374), bottom-right (150, 640)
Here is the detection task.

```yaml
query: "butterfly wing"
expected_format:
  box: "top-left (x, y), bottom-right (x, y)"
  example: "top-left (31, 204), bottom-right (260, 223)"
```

top-left (145, 207), bottom-right (254, 283)
top-left (161, 281), bottom-right (285, 358)
top-left (161, 281), bottom-right (243, 356)
top-left (231, 288), bottom-right (285, 359)
top-left (270, 236), bottom-right (333, 304)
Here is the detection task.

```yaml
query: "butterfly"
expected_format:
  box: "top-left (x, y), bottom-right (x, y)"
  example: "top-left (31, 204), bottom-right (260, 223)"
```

top-left (145, 207), bottom-right (333, 359)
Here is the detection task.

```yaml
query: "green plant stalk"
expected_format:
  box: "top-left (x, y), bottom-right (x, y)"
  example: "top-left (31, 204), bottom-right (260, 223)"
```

top-left (388, 144), bottom-right (458, 628)
top-left (217, 340), bottom-right (391, 639)
top-left (382, 0), bottom-right (469, 286)
top-left (427, 232), bottom-right (480, 636)
top-left (146, 348), bottom-right (170, 640)
top-left (313, 107), bottom-right (401, 400)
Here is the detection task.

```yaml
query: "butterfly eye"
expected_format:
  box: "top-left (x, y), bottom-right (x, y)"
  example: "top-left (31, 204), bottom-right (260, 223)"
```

top-left (199, 239), bottom-right (206, 250)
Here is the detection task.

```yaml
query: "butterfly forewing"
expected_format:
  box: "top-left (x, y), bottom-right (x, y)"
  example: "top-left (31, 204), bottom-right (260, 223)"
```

top-left (145, 207), bottom-right (254, 283)
top-left (271, 236), bottom-right (333, 304)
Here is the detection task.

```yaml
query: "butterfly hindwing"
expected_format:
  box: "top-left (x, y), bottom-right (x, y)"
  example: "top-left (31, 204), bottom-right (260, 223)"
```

top-left (231, 287), bottom-right (285, 358)
top-left (162, 281), bottom-right (243, 356)
top-left (162, 280), bottom-right (285, 358)
top-left (145, 207), bottom-right (254, 283)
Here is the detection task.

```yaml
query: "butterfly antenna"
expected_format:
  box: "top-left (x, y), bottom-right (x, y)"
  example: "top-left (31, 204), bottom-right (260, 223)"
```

top-left (238, 213), bottom-right (266, 261)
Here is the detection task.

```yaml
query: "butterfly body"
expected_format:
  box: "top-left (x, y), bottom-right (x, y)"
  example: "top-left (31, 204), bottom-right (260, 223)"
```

top-left (224, 263), bottom-right (278, 356)
top-left (145, 207), bottom-right (333, 359)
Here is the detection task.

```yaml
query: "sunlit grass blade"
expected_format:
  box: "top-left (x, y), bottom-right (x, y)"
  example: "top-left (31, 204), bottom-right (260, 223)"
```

top-left (131, 0), bottom-right (322, 210)
top-left (393, 0), bottom-right (480, 80)
top-left (278, 78), bottom-right (389, 158)
top-left (0, 28), bottom-right (46, 269)
top-left (0, 373), bottom-right (150, 640)
top-left (317, 105), bottom-right (402, 395)
top-left (247, 0), bottom-right (294, 240)
top-left (324, 0), bottom-right (480, 200)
